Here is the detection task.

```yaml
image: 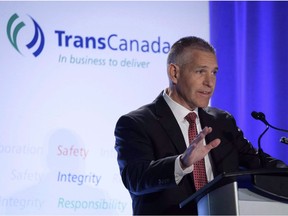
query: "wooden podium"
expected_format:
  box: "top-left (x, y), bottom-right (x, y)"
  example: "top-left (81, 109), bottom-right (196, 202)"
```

top-left (180, 168), bottom-right (288, 215)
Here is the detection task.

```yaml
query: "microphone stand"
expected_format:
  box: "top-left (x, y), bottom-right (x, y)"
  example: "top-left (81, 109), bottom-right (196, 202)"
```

top-left (258, 124), bottom-right (269, 168)
top-left (267, 123), bottom-right (288, 133)
top-left (267, 122), bottom-right (288, 145)
top-left (252, 111), bottom-right (288, 146)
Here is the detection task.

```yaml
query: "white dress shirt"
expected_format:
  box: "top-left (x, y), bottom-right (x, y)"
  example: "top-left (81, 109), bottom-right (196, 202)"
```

top-left (163, 90), bottom-right (214, 184)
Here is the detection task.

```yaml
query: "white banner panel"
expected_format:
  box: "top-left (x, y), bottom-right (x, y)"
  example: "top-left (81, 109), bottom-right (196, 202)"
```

top-left (0, 1), bottom-right (209, 215)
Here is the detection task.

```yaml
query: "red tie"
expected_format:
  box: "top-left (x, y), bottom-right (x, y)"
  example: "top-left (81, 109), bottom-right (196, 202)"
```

top-left (185, 112), bottom-right (208, 190)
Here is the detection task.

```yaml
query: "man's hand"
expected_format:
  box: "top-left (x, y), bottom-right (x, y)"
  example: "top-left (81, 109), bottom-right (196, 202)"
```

top-left (180, 126), bottom-right (221, 169)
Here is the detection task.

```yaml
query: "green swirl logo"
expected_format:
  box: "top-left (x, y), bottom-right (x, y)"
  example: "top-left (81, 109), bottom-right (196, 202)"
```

top-left (7, 13), bottom-right (45, 57)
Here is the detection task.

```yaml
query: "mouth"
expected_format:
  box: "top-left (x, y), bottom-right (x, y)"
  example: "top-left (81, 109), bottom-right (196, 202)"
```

top-left (198, 90), bottom-right (212, 97)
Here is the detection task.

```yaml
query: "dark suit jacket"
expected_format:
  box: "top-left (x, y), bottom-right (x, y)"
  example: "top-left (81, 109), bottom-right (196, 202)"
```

top-left (114, 93), bottom-right (283, 215)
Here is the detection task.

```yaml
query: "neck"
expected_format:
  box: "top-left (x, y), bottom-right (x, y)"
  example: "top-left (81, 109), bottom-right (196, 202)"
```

top-left (165, 88), bottom-right (197, 111)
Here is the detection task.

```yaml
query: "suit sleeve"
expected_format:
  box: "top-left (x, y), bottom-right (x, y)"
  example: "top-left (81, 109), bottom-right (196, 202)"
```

top-left (114, 114), bottom-right (178, 195)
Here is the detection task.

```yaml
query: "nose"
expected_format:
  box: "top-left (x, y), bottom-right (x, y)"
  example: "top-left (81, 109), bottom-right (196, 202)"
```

top-left (203, 73), bottom-right (215, 87)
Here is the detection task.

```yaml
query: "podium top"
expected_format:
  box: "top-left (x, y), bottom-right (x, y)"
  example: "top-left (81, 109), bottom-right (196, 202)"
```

top-left (179, 168), bottom-right (288, 208)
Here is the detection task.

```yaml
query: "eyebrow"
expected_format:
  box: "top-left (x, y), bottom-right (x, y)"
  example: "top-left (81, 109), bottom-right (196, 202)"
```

top-left (194, 65), bottom-right (219, 71)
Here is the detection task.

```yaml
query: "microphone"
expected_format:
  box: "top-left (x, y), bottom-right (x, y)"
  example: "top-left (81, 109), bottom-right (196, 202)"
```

top-left (280, 136), bottom-right (288, 144)
top-left (251, 111), bottom-right (268, 125)
top-left (251, 111), bottom-right (288, 133)
top-left (251, 111), bottom-right (288, 167)
top-left (251, 111), bottom-right (269, 167)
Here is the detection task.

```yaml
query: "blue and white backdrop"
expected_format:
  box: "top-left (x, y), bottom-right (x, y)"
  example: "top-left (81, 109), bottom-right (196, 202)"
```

top-left (0, 1), bottom-right (209, 215)
top-left (1, 1), bottom-right (287, 215)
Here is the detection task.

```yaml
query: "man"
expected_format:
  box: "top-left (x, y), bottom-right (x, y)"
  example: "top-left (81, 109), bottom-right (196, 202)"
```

top-left (114, 36), bottom-right (285, 215)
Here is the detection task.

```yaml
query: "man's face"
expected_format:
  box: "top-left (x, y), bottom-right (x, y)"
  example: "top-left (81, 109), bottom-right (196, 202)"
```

top-left (169, 49), bottom-right (218, 110)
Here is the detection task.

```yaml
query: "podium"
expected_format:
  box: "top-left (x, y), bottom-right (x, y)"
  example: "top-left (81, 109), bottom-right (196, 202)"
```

top-left (180, 168), bottom-right (288, 215)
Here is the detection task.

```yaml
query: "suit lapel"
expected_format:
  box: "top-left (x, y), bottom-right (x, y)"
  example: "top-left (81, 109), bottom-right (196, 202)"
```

top-left (154, 93), bottom-right (187, 154)
top-left (152, 95), bottom-right (227, 175)
top-left (198, 108), bottom-right (227, 175)
top-left (198, 108), bottom-right (215, 143)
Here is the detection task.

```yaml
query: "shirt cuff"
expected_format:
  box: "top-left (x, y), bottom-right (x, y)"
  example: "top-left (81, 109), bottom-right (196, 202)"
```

top-left (175, 155), bottom-right (194, 184)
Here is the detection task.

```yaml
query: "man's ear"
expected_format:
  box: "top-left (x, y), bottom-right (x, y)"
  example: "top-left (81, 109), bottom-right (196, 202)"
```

top-left (168, 63), bottom-right (179, 84)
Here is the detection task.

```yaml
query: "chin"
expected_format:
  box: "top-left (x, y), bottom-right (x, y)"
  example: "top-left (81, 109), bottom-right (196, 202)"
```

top-left (198, 103), bottom-right (209, 108)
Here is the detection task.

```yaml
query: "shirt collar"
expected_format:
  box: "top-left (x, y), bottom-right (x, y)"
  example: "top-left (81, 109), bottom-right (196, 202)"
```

top-left (163, 89), bottom-right (199, 122)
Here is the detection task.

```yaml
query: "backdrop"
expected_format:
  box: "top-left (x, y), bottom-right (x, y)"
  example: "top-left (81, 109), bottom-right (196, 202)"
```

top-left (1, 1), bottom-right (288, 215)
top-left (210, 1), bottom-right (288, 165)
top-left (0, 1), bottom-right (209, 215)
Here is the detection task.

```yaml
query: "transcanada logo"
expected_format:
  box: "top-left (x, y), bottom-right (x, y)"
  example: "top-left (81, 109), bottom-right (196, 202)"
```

top-left (55, 31), bottom-right (170, 54)
top-left (7, 13), bottom-right (45, 57)
top-left (6, 13), bottom-right (170, 56)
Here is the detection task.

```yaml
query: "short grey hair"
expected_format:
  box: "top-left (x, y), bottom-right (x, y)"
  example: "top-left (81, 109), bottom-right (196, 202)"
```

top-left (167, 36), bottom-right (216, 65)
